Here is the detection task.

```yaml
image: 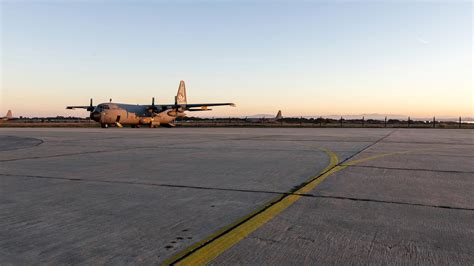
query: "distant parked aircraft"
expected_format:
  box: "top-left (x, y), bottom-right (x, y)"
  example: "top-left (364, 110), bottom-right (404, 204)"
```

top-left (2, 110), bottom-right (13, 121)
top-left (67, 80), bottom-right (235, 128)
top-left (246, 110), bottom-right (283, 123)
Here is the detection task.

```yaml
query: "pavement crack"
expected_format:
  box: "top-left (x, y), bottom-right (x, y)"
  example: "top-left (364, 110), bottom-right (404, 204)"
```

top-left (367, 230), bottom-right (378, 257)
top-left (249, 236), bottom-right (281, 245)
top-left (296, 236), bottom-right (316, 243)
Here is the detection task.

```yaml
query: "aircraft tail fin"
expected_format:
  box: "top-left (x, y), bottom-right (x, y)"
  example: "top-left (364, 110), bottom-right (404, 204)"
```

top-left (5, 110), bottom-right (12, 119)
top-left (176, 80), bottom-right (187, 105)
top-left (275, 110), bottom-right (283, 120)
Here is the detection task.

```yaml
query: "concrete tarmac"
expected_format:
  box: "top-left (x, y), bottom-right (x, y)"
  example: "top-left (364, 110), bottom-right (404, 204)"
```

top-left (0, 128), bottom-right (472, 264)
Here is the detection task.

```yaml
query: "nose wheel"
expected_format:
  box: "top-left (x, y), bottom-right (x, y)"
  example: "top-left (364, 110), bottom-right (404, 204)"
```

top-left (101, 124), bottom-right (109, 128)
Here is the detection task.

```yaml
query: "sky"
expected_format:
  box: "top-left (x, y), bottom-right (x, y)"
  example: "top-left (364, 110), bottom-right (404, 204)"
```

top-left (1, 0), bottom-right (472, 118)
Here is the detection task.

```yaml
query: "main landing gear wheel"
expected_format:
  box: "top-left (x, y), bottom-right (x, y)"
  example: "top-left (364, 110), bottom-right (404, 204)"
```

top-left (101, 124), bottom-right (109, 128)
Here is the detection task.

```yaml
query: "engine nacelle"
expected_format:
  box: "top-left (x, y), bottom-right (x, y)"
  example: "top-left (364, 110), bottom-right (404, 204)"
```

top-left (167, 110), bottom-right (185, 117)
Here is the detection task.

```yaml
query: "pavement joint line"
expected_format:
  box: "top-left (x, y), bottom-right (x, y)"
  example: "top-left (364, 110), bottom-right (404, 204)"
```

top-left (242, 139), bottom-right (377, 143)
top-left (308, 195), bottom-right (474, 211)
top-left (4, 173), bottom-right (469, 212)
top-left (340, 164), bottom-right (474, 174)
top-left (0, 146), bottom-right (325, 160)
top-left (383, 141), bottom-right (474, 146)
top-left (336, 130), bottom-right (396, 166)
top-left (408, 153), bottom-right (474, 158)
top-left (354, 152), bottom-right (474, 159)
top-left (0, 173), bottom-right (329, 196)
top-left (228, 137), bottom-right (474, 146)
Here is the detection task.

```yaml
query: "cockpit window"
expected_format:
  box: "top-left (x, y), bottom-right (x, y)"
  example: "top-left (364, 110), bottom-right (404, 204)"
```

top-left (97, 105), bottom-right (109, 110)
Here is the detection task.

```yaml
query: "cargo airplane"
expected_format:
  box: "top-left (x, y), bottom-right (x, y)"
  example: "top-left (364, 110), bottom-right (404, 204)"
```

top-left (67, 81), bottom-right (235, 128)
top-left (245, 110), bottom-right (283, 123)
top-left (2, 110), bottom-right (14, 121)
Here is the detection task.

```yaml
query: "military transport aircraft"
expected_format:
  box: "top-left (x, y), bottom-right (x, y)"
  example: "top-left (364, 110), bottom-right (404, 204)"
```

top-left (67, 80), bottom-right (235, 128)
top-left (245, 110), bottom-right (283, 123)
top-left (2, 110), bottom-right (13, 121)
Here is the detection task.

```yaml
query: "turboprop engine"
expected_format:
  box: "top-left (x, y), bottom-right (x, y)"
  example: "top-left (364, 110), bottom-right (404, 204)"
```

top-left (167, 109), bottom-right (186, 117)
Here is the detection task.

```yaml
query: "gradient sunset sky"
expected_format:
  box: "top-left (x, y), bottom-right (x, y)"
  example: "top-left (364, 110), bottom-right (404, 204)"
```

top-left (1, 1), bottom-right (472, 118)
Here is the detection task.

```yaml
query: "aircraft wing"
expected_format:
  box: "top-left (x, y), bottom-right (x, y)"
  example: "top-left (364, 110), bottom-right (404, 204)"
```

top-left (184, 103), bottom-right (235, 111)
top-left (66, 106), bottom-right (95, 110)
top-left (67, 99), bottom-right (95, 111)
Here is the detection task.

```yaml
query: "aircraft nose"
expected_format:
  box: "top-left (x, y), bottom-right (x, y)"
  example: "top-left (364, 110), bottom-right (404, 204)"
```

top-left (90, 111), bottom-right (101, 122)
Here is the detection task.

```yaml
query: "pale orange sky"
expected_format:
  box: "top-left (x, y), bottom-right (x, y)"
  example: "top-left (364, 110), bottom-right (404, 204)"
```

top-left (1, 1), bottom-right (472, 118)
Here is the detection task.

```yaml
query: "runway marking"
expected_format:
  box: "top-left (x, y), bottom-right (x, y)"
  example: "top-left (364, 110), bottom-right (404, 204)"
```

top-left (162, 149), bottom-right (339, 266)
top-left (164, 133), bottom-right (441, 265)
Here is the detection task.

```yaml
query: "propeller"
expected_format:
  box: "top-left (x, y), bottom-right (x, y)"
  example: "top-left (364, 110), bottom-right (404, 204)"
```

top-left (145, 97), bottom-right (161, 127)
top-left (147, 97), bottom-right (159, 113)
top-left (86, 98), bottom-right (94, 112)
top-left (167, 96), bottom-right (185, 118)
top-left (174, 96), bottom-right (179, 116)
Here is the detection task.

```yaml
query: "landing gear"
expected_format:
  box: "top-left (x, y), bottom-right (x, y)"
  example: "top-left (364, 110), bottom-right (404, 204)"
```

top-left (150, 122), bottom-right (160, 128)
top-left (101, 124), bottom-right (109, 128)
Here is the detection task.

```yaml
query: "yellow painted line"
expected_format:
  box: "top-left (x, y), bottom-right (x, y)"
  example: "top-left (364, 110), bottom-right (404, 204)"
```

top-left (341, 148), bottom-right (433, 167)
top-left (344, 152), bottom-right (399, 166)
top-left (162, 149), bottom-right (339, 266)
top-left (164, 147), bottom-right (421, 265)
